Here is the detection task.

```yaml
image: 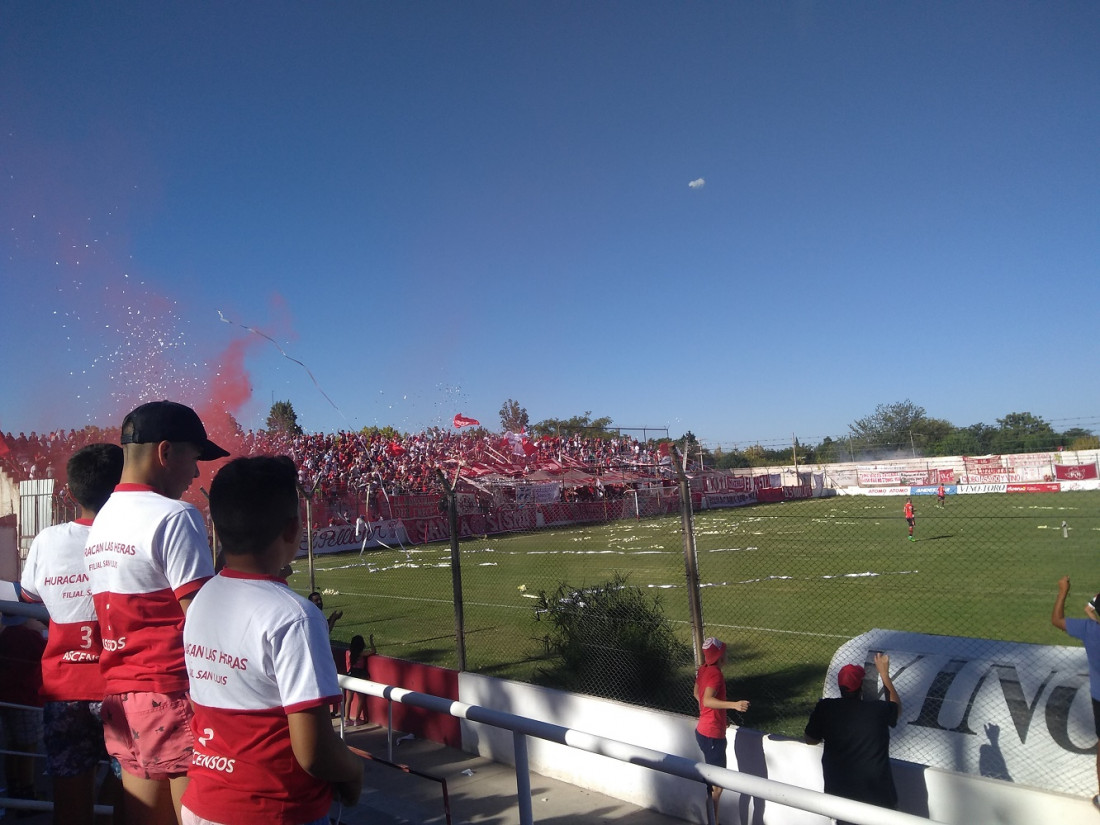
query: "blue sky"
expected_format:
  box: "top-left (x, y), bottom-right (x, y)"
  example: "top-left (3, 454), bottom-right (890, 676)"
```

top-left (3, 2), bottom-right (1098, 451)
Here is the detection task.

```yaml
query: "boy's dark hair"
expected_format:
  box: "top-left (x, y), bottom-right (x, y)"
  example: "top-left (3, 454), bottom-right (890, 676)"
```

top-left (210, 455), bottom-right (300, 557)
top-left (67, 444), bottom-right (124, 513)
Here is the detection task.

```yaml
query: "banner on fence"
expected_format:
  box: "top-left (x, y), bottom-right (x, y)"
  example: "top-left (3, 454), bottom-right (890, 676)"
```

top-left (701, 492), bottom-right (756, 509)
top-left (299, 518), bottom-right (409, 556)
top-left (1054, 464), bottom-right (1098, 481)
top-left (964, 455), bottom-right (1003, 467)
top-left (858, 468), bottom-right (944, 486)
top-left (516, 482), bottom-right (562, 505)
top-left (827, 629), bottom-right (1093, 796)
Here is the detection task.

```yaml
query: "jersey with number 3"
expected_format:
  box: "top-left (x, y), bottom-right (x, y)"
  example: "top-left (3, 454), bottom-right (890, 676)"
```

top-left (21, 519), bottom-right (104, 701)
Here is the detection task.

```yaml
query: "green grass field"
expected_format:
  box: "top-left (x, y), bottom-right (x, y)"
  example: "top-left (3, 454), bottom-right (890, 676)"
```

top-left (293, 491), bottom-right (1100, 736)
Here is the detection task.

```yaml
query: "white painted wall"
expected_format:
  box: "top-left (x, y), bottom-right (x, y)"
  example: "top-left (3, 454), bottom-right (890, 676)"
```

top-left (458, 673), bottom-right (1097, 825)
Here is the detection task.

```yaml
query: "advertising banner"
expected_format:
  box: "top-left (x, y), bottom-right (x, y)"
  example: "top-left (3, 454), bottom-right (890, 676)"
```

top-left (957, 483), bottom-right (1007, 495)
top-left (1006, 483), bottom-right (1061, 493)
top-left (826, 629), bottom-right (1093, 796)
top-left (859, 486), bottom-right (912, 497)
top-left (910, 485), bottom-right (956, 496)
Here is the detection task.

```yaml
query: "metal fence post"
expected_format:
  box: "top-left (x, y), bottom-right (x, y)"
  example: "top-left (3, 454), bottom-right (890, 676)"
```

top-left (672, 447), bottom-right (705, 666)
top-left (436, 469), bottom-right (467, 671)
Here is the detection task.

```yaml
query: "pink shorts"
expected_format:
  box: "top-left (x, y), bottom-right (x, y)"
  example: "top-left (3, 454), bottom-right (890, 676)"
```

top-left (102, 690), bottom-right (194, 780)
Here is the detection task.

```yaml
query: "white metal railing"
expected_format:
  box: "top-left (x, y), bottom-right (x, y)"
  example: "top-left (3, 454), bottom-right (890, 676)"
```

top-left (1, 599), bottom-right (943, 825)
top-left (337, 673), bottom-right (947, 825)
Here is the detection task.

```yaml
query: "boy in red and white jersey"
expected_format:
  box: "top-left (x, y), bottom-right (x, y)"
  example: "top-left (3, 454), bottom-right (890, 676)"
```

top-left (182, 456), bottom-right (361, 825)
top-left (21, 443), bottom-right (122, 825)
top-left (85, 400), bottom-right (228, 825)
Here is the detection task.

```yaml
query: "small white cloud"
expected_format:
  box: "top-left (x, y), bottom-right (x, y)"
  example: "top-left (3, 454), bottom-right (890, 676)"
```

top-left (688, 177), bottom-right (705, 189)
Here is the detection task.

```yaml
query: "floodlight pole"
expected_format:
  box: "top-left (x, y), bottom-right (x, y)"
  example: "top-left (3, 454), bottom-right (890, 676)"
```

top-left (672, 447), bottom-right (706, 667)
top-left (436, 469), bottom-right (467, 671)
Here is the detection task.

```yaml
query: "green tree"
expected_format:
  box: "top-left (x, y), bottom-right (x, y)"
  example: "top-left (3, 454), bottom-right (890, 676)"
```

top-left (932, 424), bottom-right (991, 457)
top-left (991, 412), bottom-right (1056, 453)
top-left (533, 573), bottom-right (691, 707)
top-left (812, 436), bottom-right (846, 464)
top-left (713, 448), bottom-right (750, 469)
top-left (499, 399), bottom-right (530, 433)
top-left (1058, 427), bottom-right (1096, 450)
top-left (679, 431), bottom-right (707, 467)
top-left (913, 417), bottom-right (958, 456)
top-left (531, 412), bottom-right (614, 439)
top-left (1065, 433), bottom-right (1100, 451)
top-left (266, 400), bottom-right (303, 435)
top-left (849, 400), bottom-right (927, 453)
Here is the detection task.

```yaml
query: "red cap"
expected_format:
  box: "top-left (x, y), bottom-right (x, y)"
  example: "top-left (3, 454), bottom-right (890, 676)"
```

top-left (838, 664), bottom-right (865, 694)
top-left (702, 637), bottom-right (726, 665)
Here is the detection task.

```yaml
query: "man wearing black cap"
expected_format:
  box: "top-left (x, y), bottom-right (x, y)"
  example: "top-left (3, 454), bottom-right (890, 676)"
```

top-left (1052, 575), bottom-right (1100, 812)
top-left (805, 652), bottom-right (901, 824)
top-left (84, 400), bottom-right (229, 825)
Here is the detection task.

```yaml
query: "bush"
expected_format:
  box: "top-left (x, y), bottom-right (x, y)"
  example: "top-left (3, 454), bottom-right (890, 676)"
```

top-left (532, 572), bottom-right (692, 707)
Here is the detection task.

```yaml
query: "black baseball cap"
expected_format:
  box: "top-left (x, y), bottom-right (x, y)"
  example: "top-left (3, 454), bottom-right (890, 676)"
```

top-left (120, 400), bottom-right (230, 461)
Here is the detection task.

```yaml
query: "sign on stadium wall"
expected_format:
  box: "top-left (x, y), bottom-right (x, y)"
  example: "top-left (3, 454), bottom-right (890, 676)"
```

top-left (826, 629), bottom-right (1093, 796)
top-left (298, 518), bottom-right (410, 556)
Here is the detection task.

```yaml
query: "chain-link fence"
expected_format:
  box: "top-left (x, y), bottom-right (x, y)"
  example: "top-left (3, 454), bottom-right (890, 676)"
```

top-left (297, 450), bottom-right (1100, 797)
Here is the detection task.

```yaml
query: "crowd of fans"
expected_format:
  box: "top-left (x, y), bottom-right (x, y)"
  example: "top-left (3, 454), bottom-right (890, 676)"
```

top-left (2, 425), bottom-right (672, 510)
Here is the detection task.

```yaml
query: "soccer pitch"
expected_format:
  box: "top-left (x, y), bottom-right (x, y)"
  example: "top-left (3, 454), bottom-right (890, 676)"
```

top-left (293, 491), bottom-right (1100, 736)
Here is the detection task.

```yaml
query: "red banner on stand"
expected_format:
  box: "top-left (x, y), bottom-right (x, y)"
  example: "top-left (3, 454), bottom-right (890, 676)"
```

top-left (1054, 464), bottom-right (1097, 481)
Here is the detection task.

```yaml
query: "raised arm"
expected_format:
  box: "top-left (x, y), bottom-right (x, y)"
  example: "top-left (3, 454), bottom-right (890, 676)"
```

top-left (1051, 575), bottom-right (1070, 632)
top-left (700, 685), bottom-right (750, 713)
top-left (875, 652), bottom-right (900, 715)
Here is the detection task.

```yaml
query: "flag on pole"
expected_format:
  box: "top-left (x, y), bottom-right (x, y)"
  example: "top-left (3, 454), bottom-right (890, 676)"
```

top-left (453, 413), bottom-right (480, 429)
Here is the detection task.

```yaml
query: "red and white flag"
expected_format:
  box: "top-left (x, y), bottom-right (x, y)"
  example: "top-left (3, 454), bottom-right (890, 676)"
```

top-left (453, 413), bottom-right (480, 429)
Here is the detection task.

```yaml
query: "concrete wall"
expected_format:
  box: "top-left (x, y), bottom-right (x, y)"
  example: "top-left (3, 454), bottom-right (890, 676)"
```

top-left (458, 672), bottom-right (1097, 825)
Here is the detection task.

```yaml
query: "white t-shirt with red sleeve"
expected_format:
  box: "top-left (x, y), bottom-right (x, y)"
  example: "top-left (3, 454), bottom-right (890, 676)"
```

top-left (20, 518), bottom-right (105, 702)
top-left (182, 570), bottom-right (342, 825)
top-left (84, 484), bottom-right (213, 694)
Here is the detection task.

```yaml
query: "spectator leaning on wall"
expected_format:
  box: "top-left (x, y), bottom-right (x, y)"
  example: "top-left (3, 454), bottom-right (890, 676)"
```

top-left (805, 652), bottom-right (901, 825)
